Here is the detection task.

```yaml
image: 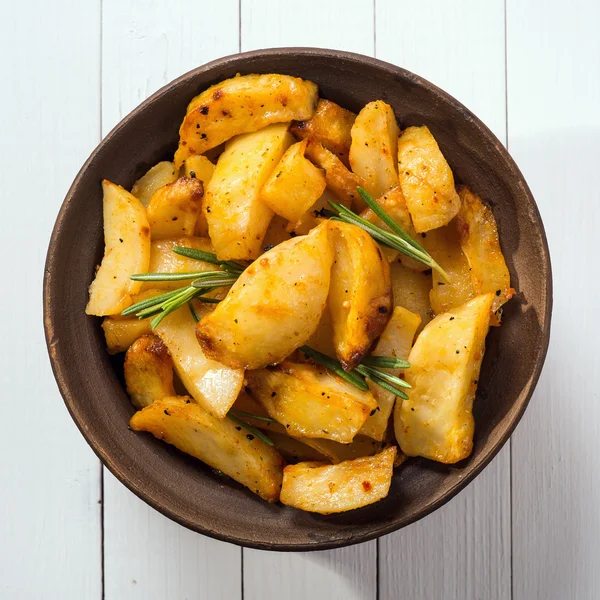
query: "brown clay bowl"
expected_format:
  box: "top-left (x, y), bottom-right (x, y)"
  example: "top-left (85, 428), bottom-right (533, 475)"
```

top-left (43, 48), bottom-right (552, 551)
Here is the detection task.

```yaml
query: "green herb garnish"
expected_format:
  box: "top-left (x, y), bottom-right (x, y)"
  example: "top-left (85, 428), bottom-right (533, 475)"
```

top-left (227, 413), bottom-right (274, 446)
top-left (300, 345), bottom-right (411, 400)
top-left (327, 186), bottom-right (450, 282)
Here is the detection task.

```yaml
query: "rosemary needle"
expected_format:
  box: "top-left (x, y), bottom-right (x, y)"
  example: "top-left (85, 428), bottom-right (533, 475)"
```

top-left (229, 409), bottom-right (275, 423)
top-left (227, 413), bottom-right (274, 446)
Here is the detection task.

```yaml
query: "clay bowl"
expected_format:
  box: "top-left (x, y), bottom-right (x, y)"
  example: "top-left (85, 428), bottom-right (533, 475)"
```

top-left (44, 48), bottom-right (552, 551)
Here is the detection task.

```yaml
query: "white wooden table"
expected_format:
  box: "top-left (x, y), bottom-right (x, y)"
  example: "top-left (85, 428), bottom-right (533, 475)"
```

top-left (2, 0), bottom-right (597, 598)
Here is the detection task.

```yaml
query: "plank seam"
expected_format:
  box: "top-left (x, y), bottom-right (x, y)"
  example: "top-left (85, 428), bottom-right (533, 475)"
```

top-left (504, 2), bottom-right (514, 599)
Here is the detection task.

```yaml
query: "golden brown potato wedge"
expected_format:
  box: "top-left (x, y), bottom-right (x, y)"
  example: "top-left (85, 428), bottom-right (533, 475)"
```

top-left (349, 100), bottom-right (400, 198)
top-left (280, 446), bottom-right (396, 514)
top-left (360, 306), bottom-right (421, 441)
top-left (130, 396), bottom-right (284, 502)
top-left (101, 289), bottom-right (162, 353)
top-left (261, 215), bottom-right (294, 251)
top-left (196, 223), bottom-right (333, 370)
top-left (390, 261), bottom-right (433, 331)
top-left (395, 293), bottom-right (494, 463)
top-left (174, 73), bottom-right (318, 166)
top-left (86, 180), bottom-right (151, 316)
top-left (422, 223), bottom-right (475, 315)
top-left (156, 305), bottom-right (244, 418)
top-left (146, 177), bottom-right (204, 239)
top-left (140, 237), bottom-right (218, 292)
top-left (328, 221), bottom-right (392, 370)
top-left (131, 161), bottom-right (178, 206)
top-left (456, 186), bottom-right (514, 325)
top-left (290, 99), bottom-right (356, 166)
top-left (246, 361), bottom-right (377, 444)
top-left (232, 393), bottom-right (382, 464)
top-left (260, 139), bottom-right (327, 222)
top-left (102, 317), bottom-right (152, 354)
top-left (305, 141), bottom-right (366, 211)
top-left (287, 186), bottom-right (339, 235)
top-left (205, 123), bottom-right (294, 260)
top-left (180, 156), bottom-right (215, 236)
top-left (124, 334), bottom-right (175, 409)
top-left (305, 307), bottom-right (336, 358)
top-left (397, 126), bottom-right (460, 233)
top-left (182, 155), bottom-right (215, 185)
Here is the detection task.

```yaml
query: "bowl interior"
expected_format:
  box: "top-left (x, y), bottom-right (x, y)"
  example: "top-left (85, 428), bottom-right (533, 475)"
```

top-left (44, 48), bottom-right (551, 550)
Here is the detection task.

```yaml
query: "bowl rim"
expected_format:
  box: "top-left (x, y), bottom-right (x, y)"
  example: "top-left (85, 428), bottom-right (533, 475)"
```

top-left (43, 46), bottom-right (553, 551)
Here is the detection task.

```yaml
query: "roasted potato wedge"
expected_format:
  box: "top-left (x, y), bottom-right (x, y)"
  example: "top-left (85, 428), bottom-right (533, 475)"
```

top-left (130, 396), bottom-right (284, 502)
top-left (290, 99), bottom-right (356, 166)
top-left (124, 334), bottom-right (175, 409)
top-left (422, 223), bottom-right (475, 315)
top-left (182, 155), bottom-right (215, 185)
top-left (180, 156), bottom-right (215, 236)
top-left (360, 306), bottom-right (421, 441)
top-left (305, 141), bottom-right (366, 211)
top-left (101, 289), bottom-right (162, 353)
top-left (260, 140), bottom-right (326, 222)
top-left (280, 446), bottom-right (396, 514)
top-left (197, 223), bottom-right (333, 370)
top-left (287, 186), bottom-right (339, 235)
top-left (102, 317), bottom-right (152, 354)
top-left (140, 237), bottom-right (218, 292)
top-left (456, 186), bottom-right (514, 324)
top-left (305, 307), bottom-right (336, 358)
top-left (349, 100), bottom-right (400, 198)
top-left (246, 361), bottom-right (377, 443)
top-left (156, 305), bottom-right (244, 418)
top-left (205, 123), bottom-right (294, 260)
top-left (146, 177), bottom-right (203, 239)
top-left (328, 221), bottom-right (392, 369)
top-left (395, 293), bottom-right (494, 463)
top-left (174, 73), bottom-right (318, 166)
top-left (131, 161), bottom-right (178, 206)
top-left (397, 126), bottom-right (460, 233)
top-left (390, 261), bottom-right (433, 331)
top-left (261, 215), bottom-right (294, 250)
top-left (86, 180), bottom-right (151, 316)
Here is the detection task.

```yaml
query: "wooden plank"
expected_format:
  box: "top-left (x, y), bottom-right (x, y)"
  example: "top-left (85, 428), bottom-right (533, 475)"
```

top-left (101, 2), bottom-right (242, 598)
top-left (240, 2), bottom-right (377, 598)
top-left (507, 1), bottom-right (600, 598)
top-left (376, 2), bottom-right (511, 599)
top-left (0, 1), bottom-right (102, 599)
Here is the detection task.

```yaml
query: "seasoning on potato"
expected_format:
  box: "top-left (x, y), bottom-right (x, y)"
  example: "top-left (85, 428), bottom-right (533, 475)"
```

top-left (86, 72), bottom-right (514, 514)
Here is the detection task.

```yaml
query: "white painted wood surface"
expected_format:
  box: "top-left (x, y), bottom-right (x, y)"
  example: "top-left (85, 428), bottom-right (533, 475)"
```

top-left (2, 0), bottom-right (598, 598)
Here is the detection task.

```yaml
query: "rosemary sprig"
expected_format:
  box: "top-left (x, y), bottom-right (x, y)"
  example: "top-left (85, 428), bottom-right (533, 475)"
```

top-left (328, 187), bottom-right (450, 283)
top-left (227, 413), bottom-right (274, 446)
top-left (360, 356), bottom-right (411, 369)
top-left (130, 271), bottom-right (217, 282)
top-left (300, 345), bottom-right (411, 400)
top-left (299, 346), bottom-right (369, 391)
top-left (122, 271), bottom-right (238, 328)
top-left (229, 409), bottom-right (275, 423)
top-left (172, 246), bottom-right (245, 275)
